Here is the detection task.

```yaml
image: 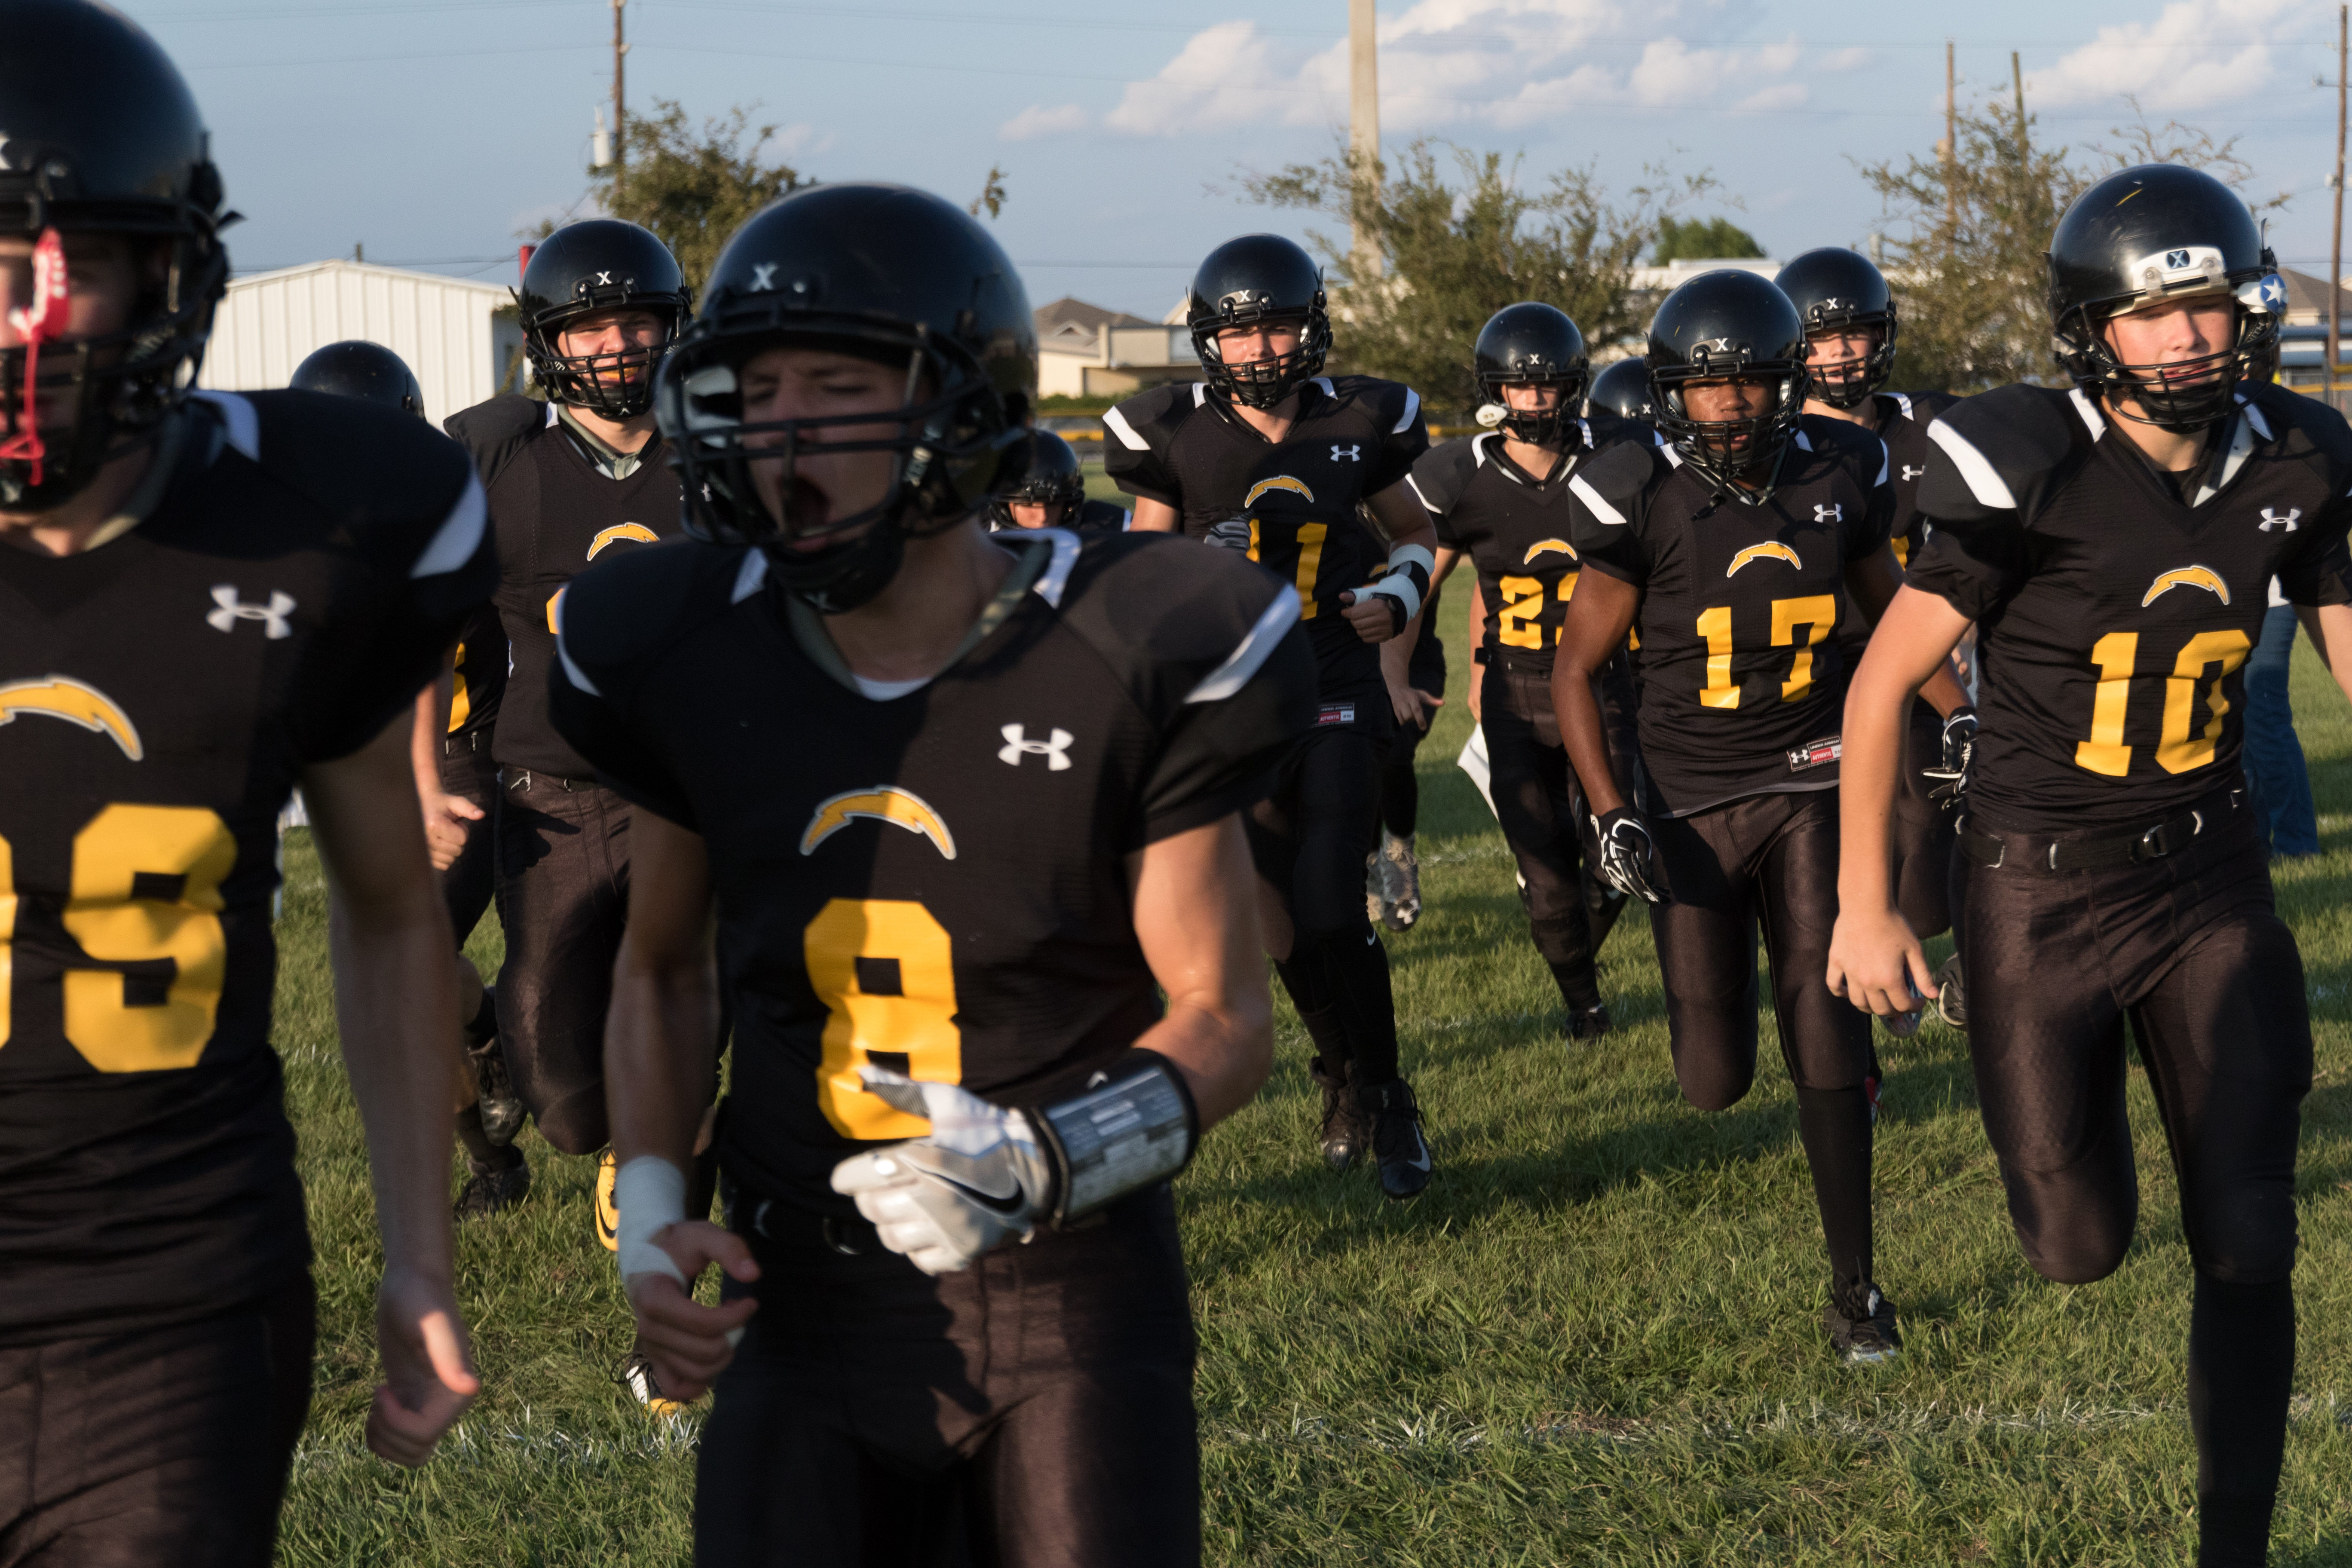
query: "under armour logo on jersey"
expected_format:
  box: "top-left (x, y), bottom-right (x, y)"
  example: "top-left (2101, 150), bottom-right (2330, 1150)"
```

top-left (1814, 503), bottom-right (1844, 523)
top-left (2259, 507), bottom-right (2301, 533)
top-left (1331, 444), bottom-right (1361, 462)
top-left (749, 263), bottom-right (778, 292)
top-left (206, 585), bottom-right (295, 639)
top-left (1902, 464), bottom-right (1926, 482)
top-left (998, 723), bottom-right (1074, 770)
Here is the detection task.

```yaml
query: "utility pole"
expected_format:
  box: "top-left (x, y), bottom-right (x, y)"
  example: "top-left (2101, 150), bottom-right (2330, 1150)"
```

top-left (1349, 0), bottom-right (1381, 281)
top-left (611, 0), bottom-right (628, 170)
top-left (1942, 40), bottom-right (1957, 234)
top-left (2011, 51), bottom-right (2027, 162)
top-left (2332, 3), bottom-right (2346, 406)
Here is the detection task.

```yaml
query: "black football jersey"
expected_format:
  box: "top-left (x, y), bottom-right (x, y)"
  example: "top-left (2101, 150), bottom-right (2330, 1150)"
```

top-left (550, 529), bottom-right (1315, 1216)
top-left (446, 600), bottom-right (504, 738)
top-left (0, 390), bottom-right (492, 1344)
top-left (1569, 417), bottom-right (1896, 815)
top-left (1411, 418), bottom-right (1650, 666)
top-left (1908, 383), bottom-right (2352, 832)
top-left (444, 395), bottom-right (683, 778)
top-left (1103, 375), bottom-right (1429, 695)
top-left (991, 498), bottom-right (1128, 537)
top-left (1868, 391), bottom-right (1963, 568)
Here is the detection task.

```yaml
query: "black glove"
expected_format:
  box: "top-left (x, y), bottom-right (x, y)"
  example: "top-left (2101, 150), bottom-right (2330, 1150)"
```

top-left (1588, 806), bottom-right (1665, 905)
top-left (1922, 706), bottom-right (1977, 808)
top-left (1204, 516), bottom-right (1253, 552)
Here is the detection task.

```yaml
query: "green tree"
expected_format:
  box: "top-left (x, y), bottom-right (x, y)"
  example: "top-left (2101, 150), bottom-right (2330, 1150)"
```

top-left (1240, 139), bottom-right (1712, 416)
top-left (1651, 216), bottom-right (1764, 263)
top-left (586, 100), bottom-right (810, 294)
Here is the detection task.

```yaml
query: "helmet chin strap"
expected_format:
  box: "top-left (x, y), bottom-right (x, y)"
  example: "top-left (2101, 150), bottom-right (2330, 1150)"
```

top-left (0, 228), bottom-right (70, 487)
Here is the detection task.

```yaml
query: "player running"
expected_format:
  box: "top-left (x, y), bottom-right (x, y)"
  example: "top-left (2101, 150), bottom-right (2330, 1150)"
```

top-left (1776, 249), bottom-right (1972, 1015)
top-left (549, 181), bottom-right (1312, 1567)
top-left (1553, 270), bottom-right (1969, 1361)
top-left (1111, 233), bottom-right (1441, 1197)
top-left (0, 4), bottom-right (484, 1556)
top-left (1828, 164), bottom-right (2352, 1567)
top-left (1409, 303), bottom-right (1640, 1038)
top-left (988, 428), bottom-right (1127, 534)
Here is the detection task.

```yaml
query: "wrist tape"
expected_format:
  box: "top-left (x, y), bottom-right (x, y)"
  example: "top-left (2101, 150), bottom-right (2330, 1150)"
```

top-left (1363, 542), bottom-right (1435, 625)
top-left (614, 1156), bottom-right (689, 1286)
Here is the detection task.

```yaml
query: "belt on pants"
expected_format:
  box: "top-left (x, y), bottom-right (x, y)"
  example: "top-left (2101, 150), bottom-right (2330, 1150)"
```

top-left (502, 768), bottom-right (598, 793)
top-left (444, 729), bottom-right (489, 756)
top-left (1959, 786), bottom-right (2244, 873)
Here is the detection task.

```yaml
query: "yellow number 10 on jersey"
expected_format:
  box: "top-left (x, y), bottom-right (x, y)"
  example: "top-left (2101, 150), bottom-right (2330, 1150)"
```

top-left (804, 897), bottom-right (964, 1140)
top-left (0, 804), bottom-right (236, 1069)
top-left (2075, 629), bottom-right (2252, 776)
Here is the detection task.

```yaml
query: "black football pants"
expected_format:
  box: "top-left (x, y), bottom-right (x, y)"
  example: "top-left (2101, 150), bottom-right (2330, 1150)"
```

top-left (698, 1185), bottom-right (1199, 1568)
top-left (495, 772), bottom-right (632, 1155)
top-left (437, 731), bottom-right (500, 945)
top-left (1651, 788), bottom-right (1877, 1288)
top-left (1376, 636), bottom-right (1445, 839)
top-left (0, 1276), bottom-right (314, 1568)
top-left (1961, 795), bottom-right (2308, 1558)
top-left (1893, 700), bottom-right (1957, 940)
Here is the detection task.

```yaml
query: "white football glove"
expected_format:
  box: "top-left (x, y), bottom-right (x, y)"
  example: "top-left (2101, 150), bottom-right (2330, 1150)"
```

top-left (828, 1069), bottom-right (1054, 1276)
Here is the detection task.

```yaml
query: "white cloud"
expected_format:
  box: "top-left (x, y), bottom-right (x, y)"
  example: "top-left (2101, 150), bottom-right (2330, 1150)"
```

top-left (771, 124), bottom-right (837, 160)
top-left (2030, 0), bottom-right (2319, 111)
top-left (1000, 104), bottom-right (1092, 141)
top-left (1097, 1), bottom-right (1869, 139)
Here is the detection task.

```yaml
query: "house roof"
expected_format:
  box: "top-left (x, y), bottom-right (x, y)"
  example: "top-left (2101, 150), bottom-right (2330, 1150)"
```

top-left (2278, 267), bottom-right (2352, 322)
top-left (225, 257), bottom-right (512, 297)
top-left (1035, 296), bottom-right (1161, 343)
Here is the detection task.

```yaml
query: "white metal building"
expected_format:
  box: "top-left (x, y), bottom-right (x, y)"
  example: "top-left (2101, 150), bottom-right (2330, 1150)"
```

top-left (199, 259), bottom-right (524, 426)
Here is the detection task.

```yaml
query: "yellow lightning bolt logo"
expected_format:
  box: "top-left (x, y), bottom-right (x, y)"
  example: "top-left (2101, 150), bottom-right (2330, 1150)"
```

top-left (588, 522), bottom-right (661, 559)
top-left (0, 676), bottom-right (143, 760)
top-left (1522, 539), bottom-right (1577, 564)
top-left (1243, 476), bottom-right (1315, 509)
top-left (1726, 542), bottom-right (1804, 576)
top-left (2141, 566), bottom-right (2231, 607)
top-left (799, 787), bottom-right (958, 861)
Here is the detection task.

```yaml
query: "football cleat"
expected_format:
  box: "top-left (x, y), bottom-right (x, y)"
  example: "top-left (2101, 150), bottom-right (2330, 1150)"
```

top-left (1823, 1281), bottom-right (1902, 1365)
top-left (1310, 1055), bottom-right (1366, 1172)
top-left (1363, 1077), bottom-right (1433, 1200)
top-left (454, 1154), bottom-right (530, 1221)
top-left (1934, 952), bottom-right (1967, 1029)
top-left (1565, 1002), bottom-right (1612, 1041)
top-left (464, 988), bottom-right (526, 1147)
top-left (618, 1349), bottom-right (689, 1417)
top-left (1364, 851), bottom-right (1389, 929)
top-left (1376, 830), bottom-right (1421, 930)
top-left (595, 1149), bottom-right (621, 1252)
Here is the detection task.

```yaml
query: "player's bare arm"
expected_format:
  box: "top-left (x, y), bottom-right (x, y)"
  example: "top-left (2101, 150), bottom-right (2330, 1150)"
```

top-left (1551, 567), bottom-right (1642, 820)
top-left (1125, 815), bottom-right (1274, 1127)
top-left (2294, 602), bottom-right (2352, 710)
top-left (1129, 495), bottom-right (1181, 533)
top-left (302, 713), bottom-right (481, 1465)
top-left (603, 811), bottom-right (757, 1403)
top-left (409, 654), bottom-right (480, 873)
top-left (1343, 480), bottom-right (1438, 647)
top-left (1841, 545), bottom-right (1971, 717)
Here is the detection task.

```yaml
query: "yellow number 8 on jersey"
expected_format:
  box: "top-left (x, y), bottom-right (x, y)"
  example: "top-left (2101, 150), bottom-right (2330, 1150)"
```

top-left (804, 897), bottom-right (964, 1140)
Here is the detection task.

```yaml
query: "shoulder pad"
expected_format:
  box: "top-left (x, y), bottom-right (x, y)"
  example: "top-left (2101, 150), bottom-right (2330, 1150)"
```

top-left (1920, 383), bottom-right (2078, 515)
top-left (195, 389), bottom-right (476, 541)
top-left (1582, 411), bottom-right (1654, 451)
top-left (1054, 532), bottom-right (1299, 706)
top-left (1322, 374), bottom-right (1423, 435)
top-left (444, 393), bottom-right (552, 482)
top-left (1877, 389), bottom-right (1961, 423)
top-left (1568, 436), bottom-right (1658, 514)
top-left (1406, 435), bottom-right (1481, 516)
top-left (1795, 414), bottom-right (1889, 484)
top-left (1100, 382), bottom-right (1195, 455)
top-left (2245, 383), bottom-right (2352, 466)
top-left (1076, 498), bottom-right (1131, 534)
top-left (559, 537), bottom-right (745, 692)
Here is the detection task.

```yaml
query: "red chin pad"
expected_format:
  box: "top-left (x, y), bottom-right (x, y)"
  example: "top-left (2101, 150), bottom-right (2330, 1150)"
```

top-left (0, 228), bottom-right (71, 485)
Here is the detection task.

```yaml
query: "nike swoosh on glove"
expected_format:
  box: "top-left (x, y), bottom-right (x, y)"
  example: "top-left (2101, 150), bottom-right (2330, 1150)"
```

top-left (828, 1068), bottom-right (1056, 1275)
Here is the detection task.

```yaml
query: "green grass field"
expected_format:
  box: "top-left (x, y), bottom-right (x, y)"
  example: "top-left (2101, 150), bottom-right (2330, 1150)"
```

top-left (272, 621), bottom-right (2352, 1565)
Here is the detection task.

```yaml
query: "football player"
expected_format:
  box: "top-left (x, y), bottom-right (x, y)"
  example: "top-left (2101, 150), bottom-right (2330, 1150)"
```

top-left (548, 182), bottom-right (1312, 1567)
top-left (444, 222), bottom-right (707, 1257)
top-left (290, 340), bottom-right (524, 1215)
top-left (1553, 270), bottom-right (1969, 1362)
top-left (1585, 357), bottom-right (1655, 426)
top-left (0, 3), bottom-right (484, 1556)
top-left (989, 428), bottom-right (1127, 533)
top-left (1409, 303), bottom-right (1641, 1038)
top-left (1828, 165), bottom-right (2352, 1566)
top-left (1776, 249), bottom-right (1972, 1014)
top-left (1110, 234), bottom-right (1441, 1197)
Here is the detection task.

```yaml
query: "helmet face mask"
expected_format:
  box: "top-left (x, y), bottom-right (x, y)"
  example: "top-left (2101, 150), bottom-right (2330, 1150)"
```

top-left (2047, 163), bottom-right (2284, 434)
top-left (518, 220), bottom-right (692, 420)
top-left (1473, 302), bottom-right (1589, 449)
top-left (1645, 270), bottom-right (1810, 505)
top-left (1185, 236), bottom-right (1331, 410)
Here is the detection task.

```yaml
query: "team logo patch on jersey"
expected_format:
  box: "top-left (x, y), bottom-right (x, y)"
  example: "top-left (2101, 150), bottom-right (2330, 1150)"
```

top-left (206, 585), bottom-right (295, 639)
top-left (0, 675), bottom-right (143, 760)
top-left (2141, 565), bottom-right (2231, 607)
top-left (1244, 475), bottom-right (1315, 508)
top-left (2259, 507), bottom-right (2301, 533)
top-left (800, 786), bottom-right (957, 860)
top-left (588, 522), bottom-right (661, 559)
top-left (1522, 539), bottom-right (1577, 564)
top-left (1726, 542), bottom-right (1803, 577)
top-left (998, 723), bottom-right (1073, 770)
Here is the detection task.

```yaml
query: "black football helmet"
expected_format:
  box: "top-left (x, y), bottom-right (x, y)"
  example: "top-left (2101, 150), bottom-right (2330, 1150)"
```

top-left (1774, 248), bottom-right (1898, 410)
top-left (1473, 302), bottom-right (1589, 447)
top-left (1185, 234), bottom-right (1331, 410)
top-left (291, 340), bottom-right (424, 418)
top-left (1585, 358), bottom-right (1654, 423)
top-left (518, 218), bottom-right (690, 419)
top-left (989, 429), bottom-right (1085, 529)
top-left (1645, 270), bottom-right (1809, 505)
top-left (2049, 163), bottom-right (2282, 432)
top-left (656, 182), bottom-right (1037, 612)
top-left (0, 0), bottom-right (230, 511)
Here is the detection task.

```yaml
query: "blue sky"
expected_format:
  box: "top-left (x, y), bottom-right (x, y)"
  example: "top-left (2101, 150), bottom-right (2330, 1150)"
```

top-left (124, 0), bottom-right (2350, 320)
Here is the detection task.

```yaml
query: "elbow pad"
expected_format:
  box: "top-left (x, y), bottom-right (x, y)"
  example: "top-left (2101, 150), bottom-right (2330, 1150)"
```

top-left (1026, 1048), bottom-right (1198, 1223)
